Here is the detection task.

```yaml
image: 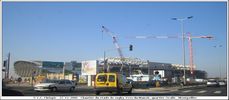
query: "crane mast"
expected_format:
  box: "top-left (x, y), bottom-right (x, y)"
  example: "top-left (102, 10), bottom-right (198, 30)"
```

top-left (102, 26), bottom-right (125, 72)
top-left (187, 32), bottom-right (213, 75)
top-left (188, 32), bottom-right (194, 75)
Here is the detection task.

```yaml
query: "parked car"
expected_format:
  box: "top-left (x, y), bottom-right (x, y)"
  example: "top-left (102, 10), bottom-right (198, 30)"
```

top-left (218, 80), bottom-right (226, 86)
top-left (34, 79), bottom-right (75, 92)
top-left (94, 72), bottom-right (133, 95)
top-left (2, 88), bottom-right (24, 96)
top-left (34, 79), bottom-right (58, 92)
top-left (206, 79), bottom-right (219, 87)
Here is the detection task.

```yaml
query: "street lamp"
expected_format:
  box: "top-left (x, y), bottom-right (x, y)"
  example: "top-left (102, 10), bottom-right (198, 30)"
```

top-left (172, 16), bottom-right (193, 85)
top-left (213, 45), bottom-right (223, 79)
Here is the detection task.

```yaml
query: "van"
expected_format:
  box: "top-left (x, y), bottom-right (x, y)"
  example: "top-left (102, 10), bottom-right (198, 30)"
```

top-left (94, 73), bottom-right (132, 95)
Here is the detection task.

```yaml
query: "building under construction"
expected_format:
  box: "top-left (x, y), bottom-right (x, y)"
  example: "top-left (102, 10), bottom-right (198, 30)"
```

top-left (96, 57), bottom-right (207, 84)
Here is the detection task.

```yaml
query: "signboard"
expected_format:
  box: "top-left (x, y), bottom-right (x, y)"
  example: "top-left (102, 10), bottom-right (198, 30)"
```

top-left (153, 70), bottom-right (165, 78)
top-left (81, 60), bottom-right (98, 75)
top-left (42, 61), bottom-right (64, 69)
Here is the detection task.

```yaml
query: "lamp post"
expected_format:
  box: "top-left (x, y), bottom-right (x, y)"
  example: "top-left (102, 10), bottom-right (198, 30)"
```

top-left (63, 63), bottom-right (65, 80)
top-left (172, 16), bottom-right (193, 85)
top-left (103, 51), bottom-right (108, 72)
top-left (213, 45), bottom-right (223, 79)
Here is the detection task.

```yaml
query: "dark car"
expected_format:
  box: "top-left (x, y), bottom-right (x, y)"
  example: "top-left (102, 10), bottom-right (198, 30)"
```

top-left (2, 88), bottom-right (24, 96)
top-left (2, 82), bottom-right (24, 96)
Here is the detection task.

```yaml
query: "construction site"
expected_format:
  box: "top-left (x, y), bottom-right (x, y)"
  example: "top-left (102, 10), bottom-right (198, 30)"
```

top-left (6, 25), bottom-right (212, 87)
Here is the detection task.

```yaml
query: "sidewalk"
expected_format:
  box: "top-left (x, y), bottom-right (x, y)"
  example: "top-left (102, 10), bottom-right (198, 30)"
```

top-left (5, 82), bottom-right (33, 88)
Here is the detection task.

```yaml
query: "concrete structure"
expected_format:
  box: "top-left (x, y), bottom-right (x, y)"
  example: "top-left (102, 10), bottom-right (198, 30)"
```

top-left (14, 60), bottom-right (80, 81)
top-left (96, 57), bottom-right (207, 83)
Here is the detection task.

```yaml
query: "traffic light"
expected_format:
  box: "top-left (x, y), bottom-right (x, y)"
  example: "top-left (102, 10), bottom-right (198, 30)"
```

top-left (3, 60), bottom-right (7, 67)
top-left (129, 44), bottom-right (133, 51)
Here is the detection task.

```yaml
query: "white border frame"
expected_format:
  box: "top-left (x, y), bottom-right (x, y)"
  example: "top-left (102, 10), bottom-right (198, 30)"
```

top-left (0, 0), bottom-right (228, 100)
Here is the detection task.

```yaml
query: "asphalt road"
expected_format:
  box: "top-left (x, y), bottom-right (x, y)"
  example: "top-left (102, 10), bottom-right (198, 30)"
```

top-left (3, 85), bottom-right (227, 96)
top-left (174, 86), bottom-right (227, 96)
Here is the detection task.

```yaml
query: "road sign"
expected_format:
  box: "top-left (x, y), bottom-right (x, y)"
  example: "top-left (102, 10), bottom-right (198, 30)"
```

top-left (42, 61), bottom-right (64, 69)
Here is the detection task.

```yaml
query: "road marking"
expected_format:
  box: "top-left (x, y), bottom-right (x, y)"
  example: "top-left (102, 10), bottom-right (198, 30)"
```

top-left (197, 90), bottom-right (206, 93)
top-left (182, 90), bottom-right (192, 93)
top-left (214, 91), bottom-right (221, 94)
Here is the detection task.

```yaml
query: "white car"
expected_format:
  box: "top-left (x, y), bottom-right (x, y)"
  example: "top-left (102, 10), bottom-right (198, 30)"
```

top-left (206, 79), bottom-right (219, 87)
top-left (218, 80), bottom-right (226, 86)
top-left (34, 79), bottom-right (75, 92)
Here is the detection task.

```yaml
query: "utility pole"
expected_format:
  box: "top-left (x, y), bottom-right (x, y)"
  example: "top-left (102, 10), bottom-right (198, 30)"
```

top-left (103, 51), bottom-right (106, 72)
top-left (172, 16), bottom-right (193, 85)
top-left (213, 45), bottom-right (223, 79)
top-left (63, 63), bottom-right (65, 80)
top-left (7, 53), bottom-right (10, 79)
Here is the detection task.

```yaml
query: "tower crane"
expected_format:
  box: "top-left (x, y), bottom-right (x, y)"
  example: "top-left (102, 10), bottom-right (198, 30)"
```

top-left (187, 32), bottom-right (213, 75)
top-left (130, 32), bottom-right (213, 75)
top-left (101, 26), bottom-right (125, 72)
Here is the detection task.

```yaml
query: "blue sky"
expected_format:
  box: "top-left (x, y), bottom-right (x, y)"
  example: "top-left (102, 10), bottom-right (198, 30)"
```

top-left (2, 2), bottom-right (227, 78)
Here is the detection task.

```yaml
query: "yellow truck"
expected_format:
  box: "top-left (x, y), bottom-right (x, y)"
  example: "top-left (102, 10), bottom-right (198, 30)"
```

top-left (94, 72), bottom-right (132, 95)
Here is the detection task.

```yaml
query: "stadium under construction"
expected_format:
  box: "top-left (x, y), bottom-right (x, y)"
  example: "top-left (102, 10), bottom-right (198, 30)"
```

top-left (12, 57), bottom-right (207, 85)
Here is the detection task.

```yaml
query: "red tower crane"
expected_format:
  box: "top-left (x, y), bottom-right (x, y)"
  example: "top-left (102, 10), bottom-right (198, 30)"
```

top-left (130, 33), bottom-right (213, 75)
top-left (187, 32), bottom-right (213, 75)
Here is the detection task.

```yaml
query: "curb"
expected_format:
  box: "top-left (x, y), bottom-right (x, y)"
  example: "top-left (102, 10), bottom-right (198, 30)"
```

top-left (6, 84), bottom-right (33, 88)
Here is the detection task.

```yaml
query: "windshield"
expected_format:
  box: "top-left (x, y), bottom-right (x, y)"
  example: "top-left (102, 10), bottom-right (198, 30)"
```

top-left (97, 75), bottom-right (107, 82)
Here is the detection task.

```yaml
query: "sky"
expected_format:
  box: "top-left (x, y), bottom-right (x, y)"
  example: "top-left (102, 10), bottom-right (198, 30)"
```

top-left (2, 2), bottom-right (227, 78)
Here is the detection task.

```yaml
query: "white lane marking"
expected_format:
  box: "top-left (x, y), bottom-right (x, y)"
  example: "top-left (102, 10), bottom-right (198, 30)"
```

top-left (214, 91), bottom-right (221, 94)
top-left (182, 90), bottom-right (192, 93)
top-left (197, 90), bottom-right (206, 93)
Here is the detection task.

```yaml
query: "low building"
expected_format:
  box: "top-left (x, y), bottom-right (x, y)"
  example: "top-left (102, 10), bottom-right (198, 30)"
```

top-left (14, 60), bottom-right (81, 82)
